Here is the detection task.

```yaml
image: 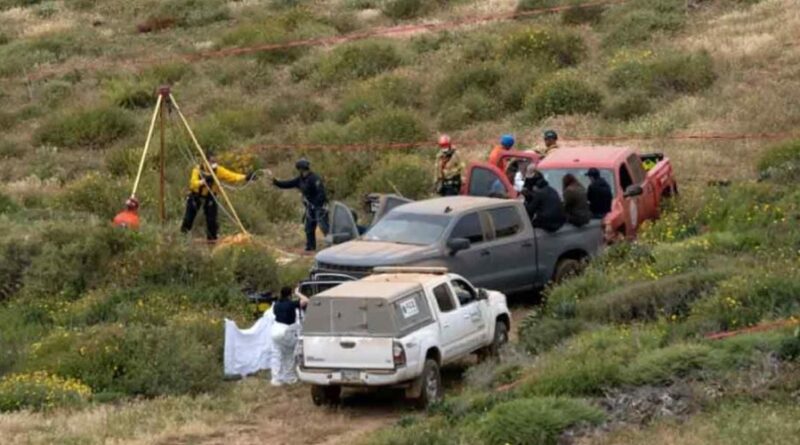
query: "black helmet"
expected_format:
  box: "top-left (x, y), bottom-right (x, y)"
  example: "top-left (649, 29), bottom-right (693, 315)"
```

top-left (295, 158), bottom-right (310, 171)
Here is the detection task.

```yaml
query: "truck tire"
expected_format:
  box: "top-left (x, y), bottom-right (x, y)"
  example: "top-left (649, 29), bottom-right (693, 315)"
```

top-left (478, 320), bottom-right (509, 362)
top-left (413, 359), bottom-right (442, 409)
top-left (311, 385), bottom-right (341, 406)
top-left (553, 258), bottom-right (581, 284)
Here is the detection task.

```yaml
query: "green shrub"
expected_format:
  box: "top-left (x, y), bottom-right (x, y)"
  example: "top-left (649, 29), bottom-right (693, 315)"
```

top-left (267, 94), bottom-right (324, 124)
top-left (778, 331), bottom-right (800, 362)
top-left (335, 75), bottom-right (421, 124)
top-left (577, 271), bottom-right (726, 323)
top-left (479, 397), bottom-right (604, 445)
top-left (434, 63), bottom-right (503, 106)
top-left (525, 74), bottom-right (603, 121)
top-left (0, 303), bottom-right (47, 374)
top-left (603, 91), bottom-right (652, 121)
top-left (149, 0), bottom-right (230, 28)
top-left (562, 0), bottom-right (605, 25)
top-left (623, 343), bottom-right (713, 385)
top-left (56, 172), bottom-right (129, 217)
top-left (381, 0), bottom-right (429, 20)
top-left (367, 418), bottom-right (457, 445)
top-left (0, 139), bottom-right (24, 159)
top-left (314, 41), bottom-right (404, 85)
top-left (546, 269), bottom-right (616, 319)
top-left (348, 108), bottom-right (429, 144)
top-left (0, 372), bottom-right (91, 412)
top-left (211, 243), bottom-right (280, 293)
top-left (0, 32), bottom-right (9, 46)
top-left (0, 31), bottom-right (84, 77)
top-left (104, 78), bottom-right (157, 109)
top-left (601, 1), bottom-right (685, 48)
top-left (220, 10), bottom-right (336, 65)
top-left (502, 27), bottom-right (586, 68)
top-left (356, 154), bottom-right (432, 200)
top-left (518, 316), bottom-right (586, 355)
top-left (36, 106), bottom-right (135, 150)
top-left (757, 140), bottom-right (800, 182)
top-left (688, 272), bottom-right (800, 332)
top-left (608, 51), bottom-right (716, 97)
top-left (516, 0), bottom-right (558, 11)
top-left (437, 89), bottom-right (502, 130)
top-left (0, 191), bottom-right (19, 215)
top-left (310, 150), bottom-right (381, 199)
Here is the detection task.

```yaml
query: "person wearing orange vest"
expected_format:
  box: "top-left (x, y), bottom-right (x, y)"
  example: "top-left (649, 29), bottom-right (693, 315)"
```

top-left (180, 152), bottom-right (254, 241)
top-left (488, 134), bottom-right (515, 169)
top-left (434, 135), bottom-right (464, 196)
top-left (113, 197), bottom-right (141, 230)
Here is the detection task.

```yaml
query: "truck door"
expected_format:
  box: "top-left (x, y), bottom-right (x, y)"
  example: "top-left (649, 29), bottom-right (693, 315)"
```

top-left (444, 212), bottom-right (493, 288)
top-left (483, 205), bottom-right (536, 291)
top-left (449, 278), bottom-right (487, 353)
top-left (328, 201), bottom-right (360, 245)
top-left (464, 163), bottom-right (516, 198)
top-left (626, 154), bottom-right (657, 221)
top-left (431, 283), bottom-right (471, 358)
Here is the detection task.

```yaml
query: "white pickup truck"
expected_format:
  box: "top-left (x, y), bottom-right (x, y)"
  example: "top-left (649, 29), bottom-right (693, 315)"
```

top-left (297, 267), bottom-right (511, 407)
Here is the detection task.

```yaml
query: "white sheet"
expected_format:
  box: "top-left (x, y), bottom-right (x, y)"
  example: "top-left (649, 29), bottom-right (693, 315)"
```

top-left (223, 309), bottom-right (277, 378)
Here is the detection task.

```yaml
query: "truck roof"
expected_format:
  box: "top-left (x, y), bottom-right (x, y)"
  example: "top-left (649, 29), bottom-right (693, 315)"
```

top-left (387, 196), bottom-right (507, 215)
top-left (538, 146), bottom-right (634, 169)
top-left (315, 273), bottom-right (442, 300)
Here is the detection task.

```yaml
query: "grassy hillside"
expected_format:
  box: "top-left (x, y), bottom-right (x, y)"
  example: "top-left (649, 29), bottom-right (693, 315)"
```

top-left (1, 0), bottom-right (800, 443)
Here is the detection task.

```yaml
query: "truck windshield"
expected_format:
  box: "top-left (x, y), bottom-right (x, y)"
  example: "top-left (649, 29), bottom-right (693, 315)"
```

top-left (364, 212), bottom-right (451, 246)
top-left (539, 168), bottom-right (616, 198)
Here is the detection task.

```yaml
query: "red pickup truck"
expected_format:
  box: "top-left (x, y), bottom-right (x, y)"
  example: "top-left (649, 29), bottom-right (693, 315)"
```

top-left (461, 146), bottom-right (677, 241)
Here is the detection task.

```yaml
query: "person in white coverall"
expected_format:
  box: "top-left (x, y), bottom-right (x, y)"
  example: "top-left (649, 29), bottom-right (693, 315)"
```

top-left (270, 286), bottom-right (309, 386)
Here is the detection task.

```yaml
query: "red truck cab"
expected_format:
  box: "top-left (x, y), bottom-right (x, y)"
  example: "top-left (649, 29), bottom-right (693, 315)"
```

top-left (460, 151), bottom-right (542, 199)
top-left (535, 146), bottom-right (677, 241)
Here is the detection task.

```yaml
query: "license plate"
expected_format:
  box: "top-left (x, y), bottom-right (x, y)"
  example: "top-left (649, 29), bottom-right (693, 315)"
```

top-left (341, 370), bottom-right (361, 382)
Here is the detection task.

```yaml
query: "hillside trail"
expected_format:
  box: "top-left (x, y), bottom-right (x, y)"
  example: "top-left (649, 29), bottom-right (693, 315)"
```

top-left (161, 306), bottom-right (532, 445)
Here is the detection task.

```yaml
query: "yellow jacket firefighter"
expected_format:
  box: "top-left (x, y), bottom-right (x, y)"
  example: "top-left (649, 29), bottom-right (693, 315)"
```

top-left (189, 164), bottom-right (246, 196)
top-left (434, 150), bottom-right (464, 183)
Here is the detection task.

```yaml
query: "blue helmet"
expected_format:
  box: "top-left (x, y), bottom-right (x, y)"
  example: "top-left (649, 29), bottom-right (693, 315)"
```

top-left (500, 134), bottom-right (515, 148)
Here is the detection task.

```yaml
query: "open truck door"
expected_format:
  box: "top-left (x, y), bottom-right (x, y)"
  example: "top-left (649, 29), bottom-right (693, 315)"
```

top-left (327, 201), bottom-right (360, 246)
top-left (462, 162), bottom-right (517, 199)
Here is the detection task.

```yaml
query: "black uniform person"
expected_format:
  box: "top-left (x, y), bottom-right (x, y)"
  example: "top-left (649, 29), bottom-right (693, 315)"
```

top-left (521, 165), bottom-right (566, 233)
top-left (272, 159), bottom-right (330, 251)
top-left (586, 168), bottom-right (613, 218)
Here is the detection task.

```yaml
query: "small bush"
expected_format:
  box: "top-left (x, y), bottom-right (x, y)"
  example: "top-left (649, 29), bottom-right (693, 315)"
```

top-left (603, 91), bottom-right (652, 121)
top-left (525, 74), bottom-right (603, 121)
top-left (577, 271), bottom-right (726, 323)
top-left (314, 41), bottom-right (404, 85)
top-left (348, 108), bottom-right (429, 144)
top-left (335, 75), bottom-right (421, 124)
top-left (517, 0), bottom-right (558, 11)
top-left (778, 331), bottom-right (800, 362)
top-left (104, 78), bottom-right (157, 109)
top-left (0, 31), bottom-right (84, 77)
top-left (310, 150), bottom-right (381, 199)
top-left (148, 0), bottom-right (230, 29)
top-left (437, 89), bottom-right (502, 130)
top-left (562, 0), bottom-right (605, 25)
top-left (546, 269), bottom-right (616, 319)
top-left (757, 140), bottom-right (800, 182)
top-left (502, 27), bottom-right (586, 68)
top-left (519, 316), bottom-right (586, 355)
top-left (434, 63), bottom-right (503, 106)
top-left (56, 172), bottom-right (128, 217)
top-left (608, 51), bottom-right (716, 97)
top-left (267, 94), bottom-right (324, 124)
top-left (356, 154), bottom-right (432, 200)
top-left (602, 1), bottom-right (685, 48)
top-left (381, 0), bottom-right (429, 20)
top-left (211, 243), bottom-right (280, 293)
top-left (0, 372), bottom-right (91, 412)
top-left (36, 106), bottom-right (135, 150)
top-left (623, 343), bottom-right (713, 385)
top-left (479, 397), bottom-right (605, 445)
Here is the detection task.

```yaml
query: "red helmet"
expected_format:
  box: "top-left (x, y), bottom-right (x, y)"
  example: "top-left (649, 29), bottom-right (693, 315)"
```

top-left (438, 135), bottom-right (452, 149)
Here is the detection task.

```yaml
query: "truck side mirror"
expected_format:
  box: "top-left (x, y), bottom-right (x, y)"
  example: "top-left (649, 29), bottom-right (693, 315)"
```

top-left (623, 185), bottom-right (643, 198)
top-left (331, 232), bottom-right (354, 245)
top-left (446, 238), bottom-right (470, 256)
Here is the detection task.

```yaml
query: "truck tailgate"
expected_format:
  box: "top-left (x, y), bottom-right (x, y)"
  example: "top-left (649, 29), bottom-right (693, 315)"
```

top-left (303, 336), bottom-right (395, 370)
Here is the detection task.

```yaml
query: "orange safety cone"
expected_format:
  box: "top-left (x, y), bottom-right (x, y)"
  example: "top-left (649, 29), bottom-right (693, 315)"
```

top-left (113, 197), bottom-right (141, 230)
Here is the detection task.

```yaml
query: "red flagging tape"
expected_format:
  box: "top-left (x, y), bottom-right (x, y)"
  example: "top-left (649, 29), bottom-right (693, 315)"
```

top-left (705, 319), bottom-right (800, 341)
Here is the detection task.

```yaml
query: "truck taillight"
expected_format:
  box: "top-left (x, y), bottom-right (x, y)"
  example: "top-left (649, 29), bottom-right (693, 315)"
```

top-left (393, 341), bottom-right (406, 368)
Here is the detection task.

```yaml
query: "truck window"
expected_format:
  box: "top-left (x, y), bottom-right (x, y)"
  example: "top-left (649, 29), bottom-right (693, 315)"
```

top-left (450, 212), bottom-right (484, 244)
top-left (468, 167), bottom-right (506, 197)
top-left (432, 284), bottom-right (457, 313)
top-left (451, 279), bottom-right (477, 306)
top-left (620, 164), bottom-right (634, 191)
top-left (365, 212), bottom-right (452, 245)
top-left (303, 297), bottom-right (399, 336)
top-left (626, 154), bottom-right (646, 183)
top-left (540, 168), bottom-right (616, 199)
top-left (393, 291), bottom-right (434, 336)
top-left (488, 206), bottom-right (522, 239)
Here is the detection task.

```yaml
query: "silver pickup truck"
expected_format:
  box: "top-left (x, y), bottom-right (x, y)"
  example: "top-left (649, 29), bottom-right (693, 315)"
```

top-left (313, 196), bottom-right (603, 295)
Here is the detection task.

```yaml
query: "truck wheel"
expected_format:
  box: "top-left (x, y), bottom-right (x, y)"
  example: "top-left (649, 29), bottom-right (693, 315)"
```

top-left (478, 320), bottom-right (509, 362)
top-left (414, 359), bottom-right (442, 409)
top-left (553, 258), bottom-right (581, 284)
top-left (311, 385), bottom-right (341, 406)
